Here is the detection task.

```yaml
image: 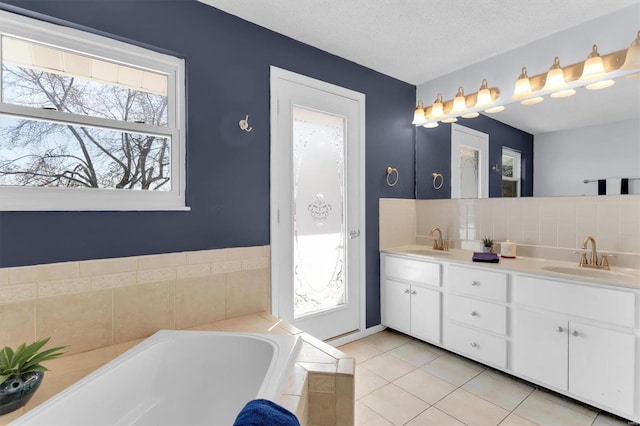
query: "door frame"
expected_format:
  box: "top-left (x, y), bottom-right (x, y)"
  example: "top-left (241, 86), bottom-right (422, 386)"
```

top-left (269, 66), bottom-right (366, 340)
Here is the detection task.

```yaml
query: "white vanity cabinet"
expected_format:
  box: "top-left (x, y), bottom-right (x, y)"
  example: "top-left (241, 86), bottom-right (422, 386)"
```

top-left (514, 275), bottom-right (637, 417)
top-left (381, 254), bottom-right (441, 344)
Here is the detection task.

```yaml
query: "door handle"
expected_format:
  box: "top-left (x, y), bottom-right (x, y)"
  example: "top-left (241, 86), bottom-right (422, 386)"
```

top-left (349, 230), bottom-right (360, 239)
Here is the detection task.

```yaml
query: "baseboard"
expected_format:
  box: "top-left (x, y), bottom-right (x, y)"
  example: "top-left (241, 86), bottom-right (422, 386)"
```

top-left (325, 324), bottom-right (386, 347)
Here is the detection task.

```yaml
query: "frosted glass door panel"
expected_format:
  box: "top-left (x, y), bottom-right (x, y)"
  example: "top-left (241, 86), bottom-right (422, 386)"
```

top-left (460, 146), bottom-right (479, 199)
top-left (293, 106), bottom-right (346, 318)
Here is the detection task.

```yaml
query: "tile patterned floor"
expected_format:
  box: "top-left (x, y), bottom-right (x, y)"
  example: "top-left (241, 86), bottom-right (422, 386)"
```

top-left (338, 330), bottom-right (632, 426)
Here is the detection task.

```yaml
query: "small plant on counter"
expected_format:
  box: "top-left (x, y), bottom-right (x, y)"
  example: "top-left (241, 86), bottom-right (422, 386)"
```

top-left (0, 338), bottom-right (66, 415)
top-left (482, 236), bottom-right (494, 252)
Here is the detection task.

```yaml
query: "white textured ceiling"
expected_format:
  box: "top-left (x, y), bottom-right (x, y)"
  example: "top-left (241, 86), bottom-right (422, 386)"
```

top-left (198, 0), bottom-right (639, 85)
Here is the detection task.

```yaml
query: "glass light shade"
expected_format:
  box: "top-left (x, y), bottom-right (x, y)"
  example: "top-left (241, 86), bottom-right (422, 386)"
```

top-left (431, 94), bottom-right (444, 118)
top-left (521, 96), bottom-right (544, 105)
top-left (423, 121), bottom-right (439, 128)
top-left (550, 88), bottom-right (576, 98)
top-left (579, 45), bottom-right (606, 82)
top-left (586, 79), bottom-right (615, 90)
top-left (452, 87), bottom-right (466, 113)
top-left (461, 112), bottom-right (479, 118)
top-left (543, 57), bottom-right (566, 91)
top-left (485, 105), bottom-right (505, 113)
top-left (412, 101), bottom-right (427, 125)
top-left (442, 117), bottom-right (458, 123)
top-left (512, 67), bottom-right (532, 99)
top-left (621, 30), bottom-right (640, 71)
top-left (475, 79), bottom-right (492, 107)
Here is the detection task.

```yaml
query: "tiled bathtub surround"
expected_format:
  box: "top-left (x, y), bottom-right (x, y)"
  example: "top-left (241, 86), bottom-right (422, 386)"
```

top-left (0, 246), bottom-right (271, 354)
top-left (380, 195), bottom-right (640, 268)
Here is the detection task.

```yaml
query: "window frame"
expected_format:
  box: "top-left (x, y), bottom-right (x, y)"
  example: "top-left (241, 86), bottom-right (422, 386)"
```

top-left (501, 148), bottom-right (521, 197)
top-left (0, 10), bottom-right (187, 211)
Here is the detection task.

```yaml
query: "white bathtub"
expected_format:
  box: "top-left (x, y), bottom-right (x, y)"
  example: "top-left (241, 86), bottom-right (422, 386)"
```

top-left (14, 330), bottom-right (301, 426)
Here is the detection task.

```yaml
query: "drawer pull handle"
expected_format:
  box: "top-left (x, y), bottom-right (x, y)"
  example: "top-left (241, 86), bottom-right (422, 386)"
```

top-left (470, 342), bottom-right (478, 348)
top-left (470, 311), bottom-right (478, 317)
top-left (411, 290), bottom-right (417, 295)
top-left (571, 330), bottom-right (579, 337)
top-left (471, 281), bottom-right (479, 286)
top-left (404, 289), bottom-right (410, 294)
top-left (556, 326), bottom-right (564, 333)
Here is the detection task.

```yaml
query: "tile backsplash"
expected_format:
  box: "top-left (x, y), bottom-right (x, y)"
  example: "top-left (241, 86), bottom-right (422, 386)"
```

top-left (380, 195), bottom-right (640, 268)
top-left (0, 246), bottom-right (270, 354)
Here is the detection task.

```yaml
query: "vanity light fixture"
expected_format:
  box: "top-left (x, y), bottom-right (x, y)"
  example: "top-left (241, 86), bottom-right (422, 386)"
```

top-left (452, 86), bottom-right (467, 113)
top-left (412, 100), bottom-right (427, 125)
top-left (461, 112), bottom-right (479, 118)
top-left (621, 30), bottom-right (640, 70)
top-left (512, 67), bottom-right (534, 100)
top-left (544, 56), bottom-right (576, 98)
top-left (521, 96), bottom-right (544, 105)
top-left (423, 121), bottom-right (439, 128)
top-left (580, 44), bottom-right (615, 90)
top-left (475, 79), bottom-right (493, 106)
top-left (442, 117), bottom-right (458, 123)
top-left (431, 94), bottom-right (445, 118)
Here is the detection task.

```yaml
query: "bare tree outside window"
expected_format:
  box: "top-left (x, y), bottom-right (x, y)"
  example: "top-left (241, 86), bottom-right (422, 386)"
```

top-left (0, 63), bottom-right (171, 191)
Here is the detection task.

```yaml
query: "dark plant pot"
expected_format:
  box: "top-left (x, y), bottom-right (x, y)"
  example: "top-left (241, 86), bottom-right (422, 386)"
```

top-left (0, 371), bottom-right (44, 415)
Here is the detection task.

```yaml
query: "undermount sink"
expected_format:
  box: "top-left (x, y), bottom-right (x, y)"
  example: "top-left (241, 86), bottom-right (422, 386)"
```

top-left (541, 265), bottom-right (638, 281)
top-left (403, 248), bottom-right (452, 256)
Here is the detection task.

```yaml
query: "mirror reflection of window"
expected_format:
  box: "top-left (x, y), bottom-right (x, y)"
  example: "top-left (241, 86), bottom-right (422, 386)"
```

top-left (502, 148), bottom-right (521, 197)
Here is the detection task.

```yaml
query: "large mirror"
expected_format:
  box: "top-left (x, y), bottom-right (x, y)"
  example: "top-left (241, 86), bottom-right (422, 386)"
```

top-left (416, 73), bottom-right (640, 198)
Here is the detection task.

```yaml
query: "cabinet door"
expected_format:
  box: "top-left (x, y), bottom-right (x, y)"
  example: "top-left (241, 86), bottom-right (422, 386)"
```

top-left (411, 286), bottom-right (440, 343)
top-left (382, 279), bottom-right (410, 334)
top-left (514, 309), bottom-right (568, 390)
top-left (568, 321), bottom-right (635, 416)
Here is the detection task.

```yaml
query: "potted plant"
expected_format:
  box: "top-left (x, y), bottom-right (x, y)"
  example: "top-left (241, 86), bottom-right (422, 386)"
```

top-left (0, 338), bottom-right (65, 415)
top-left (482, 237), bottom-right (494, 253)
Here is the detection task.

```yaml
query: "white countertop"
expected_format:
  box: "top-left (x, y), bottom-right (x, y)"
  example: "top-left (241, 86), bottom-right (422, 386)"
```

top-left (381, 245), bottom-right (640, 289)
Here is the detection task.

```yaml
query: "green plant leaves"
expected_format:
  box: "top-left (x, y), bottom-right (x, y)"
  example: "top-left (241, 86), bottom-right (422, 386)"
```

top-left (0, 338), bottom-right (66, 386)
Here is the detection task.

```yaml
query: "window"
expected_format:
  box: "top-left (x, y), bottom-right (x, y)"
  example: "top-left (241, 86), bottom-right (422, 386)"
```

top-left (0, 11), bottom-right (186, 210)
top-left (502, 148), bottom-right (521, 197)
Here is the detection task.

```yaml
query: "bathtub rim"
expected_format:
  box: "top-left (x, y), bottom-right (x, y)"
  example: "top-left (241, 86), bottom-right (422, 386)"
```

top-left (12, 330), bottom-right (301, 425)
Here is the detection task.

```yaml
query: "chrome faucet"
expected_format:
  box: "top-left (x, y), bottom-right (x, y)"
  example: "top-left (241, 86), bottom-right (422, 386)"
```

top-left (428, 227), bottom-right (449, 251)
top-left (577, 236), bottom-right (611, 270)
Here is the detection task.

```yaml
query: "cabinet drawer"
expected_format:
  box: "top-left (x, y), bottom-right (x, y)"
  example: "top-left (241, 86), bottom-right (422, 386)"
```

top-left (449, 265), bottom-right (508, 302)
top-left (516, 276), bottom-right (635, 327)
top-left (384, 255), bottom-right (441, 286)
top-left (447, 322), bottom-right (507, 369)
top-left (449, 294), bottom-right (507, 335)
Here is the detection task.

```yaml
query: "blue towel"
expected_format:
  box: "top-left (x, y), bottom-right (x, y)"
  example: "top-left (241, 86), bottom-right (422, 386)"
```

top-left (233, 399), bottom-right (300, 426)
top-left (472, 252), bottom-right (500, 263)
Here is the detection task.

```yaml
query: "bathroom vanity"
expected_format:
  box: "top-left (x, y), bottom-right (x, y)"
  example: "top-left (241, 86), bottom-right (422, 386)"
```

top-left (380, 247), bottom-right (640, 423)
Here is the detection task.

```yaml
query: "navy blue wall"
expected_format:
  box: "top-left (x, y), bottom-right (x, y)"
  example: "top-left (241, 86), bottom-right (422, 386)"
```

top-left (416, 115), bottom-right (533, 199)
top-left (0, 0), bottom-right (416, 328)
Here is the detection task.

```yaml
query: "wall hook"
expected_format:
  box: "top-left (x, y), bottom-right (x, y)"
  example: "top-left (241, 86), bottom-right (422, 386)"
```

top-left (239, 115), bottom-right (252, 132)
top-left (491, 164), bottom-right (501, 172)
top-left (432, 173), bottom-right (444, 190)
top-left (386, 167), bottom-right (399, 187)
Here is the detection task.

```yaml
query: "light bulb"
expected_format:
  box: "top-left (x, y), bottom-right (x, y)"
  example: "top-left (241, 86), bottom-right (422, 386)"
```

top-left (521, 96), bottom-right (544, 105)
top-left (423, 121), bottom-right (439, 128)
top-left (543, 56), bottom-right (566, 92)
top-left (452, 87), bottom-right (466, 113)
top-left (579, 45), bottom-right (606, 82)
top-left (621, 30), bottom-right (640, 71)
top-left (431, 94), bottom-right (444, 118)
top-left (475, 79), bottom-right (493, 107)
top-left (461, 112), bottom-right (479, 118)
top-left (485, 105), bottom-right (505, 113)
top-left (586, 79), bottom-right (615, 90)
top-left (513, 67), bottom-right (532, 99)
top-left (442, 117), bottom-right (458, 123)
top-left (550, 89), bottom-right (576, 98)
top-left (412, 100), bottom-right (427, 125)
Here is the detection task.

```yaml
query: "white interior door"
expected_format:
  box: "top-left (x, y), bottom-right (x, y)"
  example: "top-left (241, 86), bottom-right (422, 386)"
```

top-left (451, 123), bottom-right (489, 199)
top-left (270, 67), bottom-right (365, 341)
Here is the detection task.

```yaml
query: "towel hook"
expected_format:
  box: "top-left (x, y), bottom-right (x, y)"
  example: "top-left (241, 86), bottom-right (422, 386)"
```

top-left (432, 173), bottom-right (444, 190)
top-left (239, 115), bottom-right (252, 132)
top-left (386, 167), bottom-right (399, 187)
